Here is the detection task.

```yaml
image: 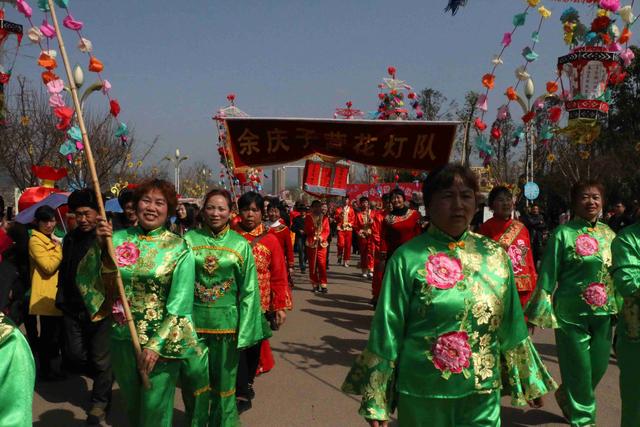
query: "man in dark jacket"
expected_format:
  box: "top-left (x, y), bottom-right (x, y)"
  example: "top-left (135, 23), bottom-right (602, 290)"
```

top-left (55, 189), bottom-right (113, 425)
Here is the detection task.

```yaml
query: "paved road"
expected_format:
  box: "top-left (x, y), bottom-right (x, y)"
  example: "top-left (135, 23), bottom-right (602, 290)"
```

top-left (33, 250), bottom-right (622, 426)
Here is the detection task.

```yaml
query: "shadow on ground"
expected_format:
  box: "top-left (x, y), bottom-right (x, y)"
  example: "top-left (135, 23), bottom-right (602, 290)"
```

top-left (501, 406), bottom-right (568, 426)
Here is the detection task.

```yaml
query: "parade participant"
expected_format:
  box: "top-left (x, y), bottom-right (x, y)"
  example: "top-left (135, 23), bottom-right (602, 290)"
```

top-left (355, 197), bottom-right (375, 278)
top-left (335, 196), bottom-right (355, 267)
top-left (76, 179), bottom-right (208, 427)
top-left (0, 312), bottom-right (35, 427)
top-left (267, 200), bottom-right (295, 282)
top-left (55, 189), bottom-right (113, 425)
top-left (305, 200), bottom-right (330, 293)
top-left (343, 164), bottom-right (556, 427)
top-left (112, 188), bottom-right (137, 231)
top-left (291, 203), bottom-right (308, 273)
top-left (322, 202), bottom-right (333, 270)
top-left (29, 205), bottom-right (64, 380)
top-left (611, 222), bottom-right (640, 427)
top-left (370, 194), bottom-right (391, 307)
top-left (526, 181), bottom-right (616, 427)
top-left (233, 191), bottom-right (291, 413)
top-left (479, 186), bottom-right (537, 310)
top-left (182, 188), bottom-right (263, 427)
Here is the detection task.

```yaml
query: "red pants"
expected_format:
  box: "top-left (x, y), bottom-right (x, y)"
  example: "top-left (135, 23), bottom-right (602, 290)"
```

top-left (337, 230), bottom-right (353, 262)
top-left (371, 256), bottom-right (386, 299)
top-left (306, 246), bottom-right (328, 285)
top-left (358, 237), bottom-right (375, 271)
top-left (518, 290), bottom-right (533, 311)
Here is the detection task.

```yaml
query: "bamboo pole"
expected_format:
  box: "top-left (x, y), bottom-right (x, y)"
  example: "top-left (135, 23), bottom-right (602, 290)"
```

top-left (47, 0), bottom-right (150, 389)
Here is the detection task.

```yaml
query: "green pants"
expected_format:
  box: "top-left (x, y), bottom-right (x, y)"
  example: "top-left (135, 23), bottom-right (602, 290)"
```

top-left (178, 346), bottom-right (212, 426)
top-left (0, 325), bottom-right (35, 427)
top-left (111, 339), bottom-right (180, 427)
top-left (554, 314), bottom-right (612, 427)
top-left (397, 391), bottom-right (500, 427)
top-left (189, 333), bottom-right (240, 427)
top-left (617, 331), bottom-right (640, 427)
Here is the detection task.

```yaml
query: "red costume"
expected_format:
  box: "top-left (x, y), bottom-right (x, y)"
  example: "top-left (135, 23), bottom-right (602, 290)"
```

top-left (479, 217), bottom-right (537, 308)
top-left (268, 220), bottom-right (295, 271)
top-left (355, 209), bottom-right (376, 273)
top-left (234, 223), bottom-right (293, 374)
top-left (372, 209), bottom-right (422, 299)
top-left (334, 204), bottom-right (356, 264)
top-left (304, 214), bottom-right (330, 288)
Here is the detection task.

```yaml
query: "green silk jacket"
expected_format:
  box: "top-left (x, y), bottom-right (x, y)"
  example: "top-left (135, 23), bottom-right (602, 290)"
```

top-left (611, 222), bottom-right (640, 343)
top-left (76, 226), bottom-right (204, 359)
top-left (184, 225), bottom-right (264, 349)
top-left (526, 218), bottom-right (617, 328)
top-left (342, 226), bottom-right (556, 421)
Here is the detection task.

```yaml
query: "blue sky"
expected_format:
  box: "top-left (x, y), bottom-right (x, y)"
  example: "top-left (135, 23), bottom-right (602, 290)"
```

top-left (7, 0), bottom-right (599, 179)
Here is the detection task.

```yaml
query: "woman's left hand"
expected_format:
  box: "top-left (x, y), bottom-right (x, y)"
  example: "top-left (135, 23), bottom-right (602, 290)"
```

top-left (276, 310), bottom-right (287, 327)
top-left (137, 348), bottom-right (160, 374)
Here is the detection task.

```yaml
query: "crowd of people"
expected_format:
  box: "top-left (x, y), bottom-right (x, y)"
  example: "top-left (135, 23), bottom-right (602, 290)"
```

top-left (0, 163), bottom-right (638, 426)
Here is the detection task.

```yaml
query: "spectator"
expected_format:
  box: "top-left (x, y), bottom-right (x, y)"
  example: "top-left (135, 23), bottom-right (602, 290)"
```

top-left (524, 204), bottom-right (548, 265)
top-left (291, 203), bottom-right (308, 273)
top-left (112, 189), bottom-right (137, 230)
top-left (608, 200), bottom-right (633, 233)
top-left (171, 202), bottom-right (197, 236)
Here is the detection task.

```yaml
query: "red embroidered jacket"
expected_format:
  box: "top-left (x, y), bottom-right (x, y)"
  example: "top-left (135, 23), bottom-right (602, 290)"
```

top-left (268, 220), bottom-right (295, 269)
top-left (334, 205), bottom-right (356, 232)
top-left (304, 214), bottom-right (330, 248)
top-left (380, 209), bottom-right (422, 257)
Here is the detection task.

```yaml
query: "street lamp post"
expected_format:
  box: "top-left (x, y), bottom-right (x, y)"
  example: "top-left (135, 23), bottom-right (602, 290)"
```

top-left (163, 149), bottom-right (189, 194)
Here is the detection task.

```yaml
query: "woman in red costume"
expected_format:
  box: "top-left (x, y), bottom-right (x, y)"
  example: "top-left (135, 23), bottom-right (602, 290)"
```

top-left (233, 191), bottom-right (292, 414)
top-left (479, 185), bottom-right (537, 309)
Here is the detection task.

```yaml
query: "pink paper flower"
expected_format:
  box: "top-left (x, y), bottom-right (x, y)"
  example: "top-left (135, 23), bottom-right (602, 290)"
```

top-left (40, 20), bottom-right (56, 39)
top-left (48, 94), bottom-right (65, 108)
top-left (115, 241), bottom-right (140, 267)
top-left (575, 234), bottom-right (599, 256)
top-left (16, 0), bottom-right (33, 18)
top-left (62, 14), bottom-right (84, 31)
top-left (599, 0), bottom-right (620, 13)
top-left (432, 331), bottom-right (472, 374)
top-left (583, 282), bottom-right (608, 307)
top-left (426, 253), bottom-right (464, 290)
top-left (111, 299), bottom-right (127, 325)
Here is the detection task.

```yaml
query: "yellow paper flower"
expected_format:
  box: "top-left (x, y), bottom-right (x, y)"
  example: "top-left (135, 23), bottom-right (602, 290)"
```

top-left (527, 0), bottom-right (540, 6)
top-left (538, 6), bottom-right (551, 19)
top-left (20, 116), bottom-right (30, 126)
top-left (619, 6), bottom-right (635, 24)
top-left (564, 32), bottom-right (574, 45)
top-left (579, 151), bottom-right (590, 160)
top-left (597, 9), bottom-right (609, 17)
top-left (547, 153), bottom-right (556, 162)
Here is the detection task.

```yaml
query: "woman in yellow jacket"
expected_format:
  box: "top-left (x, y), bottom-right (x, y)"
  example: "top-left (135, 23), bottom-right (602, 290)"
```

top-left (28, 205), bottom-right (64, 380)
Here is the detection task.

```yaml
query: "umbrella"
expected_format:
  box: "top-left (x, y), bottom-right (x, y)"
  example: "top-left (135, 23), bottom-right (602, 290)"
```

top-left (105, 198), bottom-right (123, 213)
top-left (15, 192), bottom-right (70, 224)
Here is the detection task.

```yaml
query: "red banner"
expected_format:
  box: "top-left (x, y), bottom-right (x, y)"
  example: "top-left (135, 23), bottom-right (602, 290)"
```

top-left (346, 182), bottom-right (421, 203)
top-left (224, 117), bottom-right (458, 171)
top-left (303, 160), bottom-right (349, 197)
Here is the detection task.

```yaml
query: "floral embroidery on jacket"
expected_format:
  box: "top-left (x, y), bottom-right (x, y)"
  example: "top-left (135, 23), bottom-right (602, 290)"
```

top-left (115, 241), bottom-right (140, 267)
top-left (194, 279), bottom-right (233, 303)
top-left (425, 253), bottom-right (464, 290)
top-left (575, 233), bottom-right (599, 256)
top-left (582, 282), bottom-right (608, 307)
top-left (430, 331), bottom-right (472, 377)
top-left (203, 255), bottom-right (219, 275)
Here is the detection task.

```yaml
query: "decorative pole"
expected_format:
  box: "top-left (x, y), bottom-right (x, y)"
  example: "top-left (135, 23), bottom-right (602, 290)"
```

top-left (47, 0), bottom-right (150, 389)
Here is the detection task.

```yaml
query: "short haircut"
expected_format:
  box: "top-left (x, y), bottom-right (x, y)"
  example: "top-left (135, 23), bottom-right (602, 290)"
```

top-left (381, 193), bottom-right (391, 203)
top-left (570, 180), bottom-right (605, 207)
top-left (132, 179), bottom-right (178, 215)
top-left (422, 163), bottom-right (479, 206)
top-left (68, 188), bottom-right (99, 212)
top-left (118, 188), bottom-right (135, 209)
top-left (238, 191), bottom-right (264, 212)
top-left (310, 200), bottom-right (322, 208)
top-left (359, 197), bottom-right (369, 203)
top-left (34, 205), bottom-right (56, 222)
top-left (488, 185), bottom-right (512, 207)
top-left (389, 188), bottom-right (405, 201)
top-left (203, 188), bottom-right (232, 210)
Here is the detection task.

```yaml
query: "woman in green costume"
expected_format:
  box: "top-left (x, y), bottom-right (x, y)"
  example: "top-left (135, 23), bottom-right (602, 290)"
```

top-left (611, 222), bottom-right (640, 427)
top-left (182, 188), bottom-right (264, 427)
top-left (343, 164), bottom-right (556, 427)
top-left (0, 312), bottom-right (35, 427)
top-left (526, 180), bottom-right (617, 427)
top-left (76, 179), bottom-right (209, 427)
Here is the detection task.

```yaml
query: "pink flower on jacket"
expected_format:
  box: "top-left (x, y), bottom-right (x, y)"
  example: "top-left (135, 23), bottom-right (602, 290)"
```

top-left (426, 253), bottom-right (464, 289)
top-left (575, 234), bottom-right (599, 256)
top-left (583, 282), bottom-right (608, 307)
top-left (432, 331), bottom-right (472, 374)
top-left (115, 241), bottom-right (140, 267)
top-left (112, 299), bottom-right (127, 325)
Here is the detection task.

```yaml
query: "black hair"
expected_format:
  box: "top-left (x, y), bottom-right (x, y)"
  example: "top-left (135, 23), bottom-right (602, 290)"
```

top-left (176, 203), bottom-right (197, 228)
top-left (238, 191), bottom-right (264, 212)
top-left (570, 180), bottom-right (605, 208)
top-left (359, 197), bottom-right (369, 203)
top-left (389, 188), bottom-right (405, 201)
top-left (310, 200), bottom-right (322, 208)
top-left (488, 186), bottom-right (512, 208)
top-left (34, 205), bottom-right (56, 222)
top-left (422, 163), bottom-right (479, 206)
top-left (68, 188), bottom-right (99, 212)
top-left (118, 188), bottom-right (135, 210)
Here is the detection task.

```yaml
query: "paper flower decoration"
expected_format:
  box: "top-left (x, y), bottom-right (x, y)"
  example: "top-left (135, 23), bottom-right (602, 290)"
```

top-left (599, 0), bottom-right (619, 13)
top-left (77, 38), bottom-right (93, 53)
top-left (490, 127), bottom-right (502, 140)
top-left (67, 126), bottom-right (82, 141)
top-left (37, 0), bottom-right (49, 11)
top-left (549, 106), bottom-right (562, 123)
top-left (28, 27), bottom-right (43, 43)
top-left (618, 28), bottom-right (631, 44)
top-left (513, 12), bottom-right (527, 27)
top-left (497, 105), bottom-right (509, 120)
top-left (608, 42), bottom-right (622, 52)
top-left (115, 122), bottom-right (129, 138)
top-left (102, 80), bottom-right (112, 94)
top-left (53, 106), bottom-right (74, 130)
top-left (481, 73), bottom-right (495, 90)
top-left (522, 111), bottom-right (536, 123)
top-left (547, 153), bottom-right (556, 162)
top-left (40, 20), bottom-right (56, 39)
top-left (515, 66), bottom-right (530, 81)
top-left (620, 48), bottom-right (635, 67)
top-left (109, 100), bottom-right (121, 117)
top-left (491, 55), bottom-right (503, 66)
top-left (591, 16), bottom-right (611, 33)
top-left (527, 0), bottom-right (540, 6)
top-left (522, 47), bottom-right (539, 62)
top-left (16, 0), bottom-right (33, 18)
top-left (88, 56), bottom-right (104, 73)
top-left (41, 71), bottom-right (58, 84)
top-left (531, 31), bottom-right (540, 43)
top-left (59, 140), bottom-right (77, 156)
top-left (619, 6), bottom-right (634, 24)
top-left (476, 94), bottom-right (488, 111)
top-left (63, 15), bottom-right (84, 31)
top-left (538, 6), bottom-right (551, 19)
top-left (546, 81), bottom-right (558, 93)
top-left (46, 79), bottom-right (64, 94)
top-left (474, 117), bottom-right (487, 131)
top-left (506, 87), bottom-right (518, 101)
top-left (502, 32), bottom-right (512, 47)
top-left (37, 53), bottom-right (57, 70)
top-left (48, 94), bottom-right (65, 108)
